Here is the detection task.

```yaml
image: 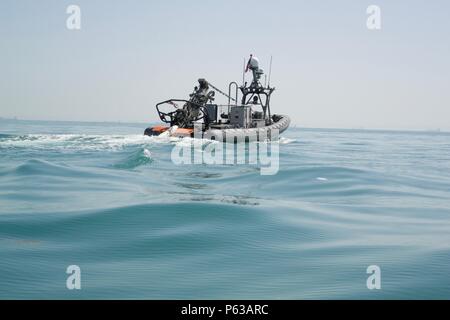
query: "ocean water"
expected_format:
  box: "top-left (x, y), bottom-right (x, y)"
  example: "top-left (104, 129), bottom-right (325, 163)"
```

top-left (1, 118), bottom-right (450, 299)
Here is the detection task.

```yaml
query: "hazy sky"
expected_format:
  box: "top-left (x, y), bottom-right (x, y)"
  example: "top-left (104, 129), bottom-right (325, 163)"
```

top-left (1, 0), bottom-right (449, 129)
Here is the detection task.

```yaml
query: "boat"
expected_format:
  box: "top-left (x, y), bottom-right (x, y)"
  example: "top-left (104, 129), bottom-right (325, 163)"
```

top-left (144, 55), bottom-right (290, 142)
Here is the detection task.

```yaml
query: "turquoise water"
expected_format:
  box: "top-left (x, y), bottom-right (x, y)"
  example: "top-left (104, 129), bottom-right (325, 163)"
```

top-left (1, 119), bottom-right (450, 299)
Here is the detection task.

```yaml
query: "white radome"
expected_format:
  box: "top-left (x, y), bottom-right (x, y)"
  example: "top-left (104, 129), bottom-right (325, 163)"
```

top-left (249, 56), bottom-right (259, 69)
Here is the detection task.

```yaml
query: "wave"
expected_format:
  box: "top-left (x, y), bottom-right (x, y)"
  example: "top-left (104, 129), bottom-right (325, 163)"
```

top-left (2, 201), bottom-right (450, 299)
top-left (0, 134), bottom-right (155, 151)
top-left (2, 159), bottom-right (113, 180)
top-left (114, 148), bottom-right (153, 169)
top-left (0, 133), bottom-right (296, 151)
top-left (0, 133), bottom-right (15, 139)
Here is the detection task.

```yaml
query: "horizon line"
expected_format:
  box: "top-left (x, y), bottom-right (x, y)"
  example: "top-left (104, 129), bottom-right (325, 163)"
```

top-left (0, 116), bottom-right (448, 134)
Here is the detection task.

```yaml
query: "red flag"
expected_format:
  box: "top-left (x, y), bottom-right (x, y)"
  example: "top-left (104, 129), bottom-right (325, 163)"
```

top-left (245, 54), bottom-right (252, 72)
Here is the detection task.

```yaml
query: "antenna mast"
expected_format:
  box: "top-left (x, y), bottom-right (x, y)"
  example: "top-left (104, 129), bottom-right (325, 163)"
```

top-left (268, 55), bottom-right (273, 88)
top-left (242, 57), bottom-right (246, 86)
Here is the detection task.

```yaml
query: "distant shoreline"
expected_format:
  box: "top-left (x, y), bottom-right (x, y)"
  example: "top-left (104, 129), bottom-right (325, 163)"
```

top-left (0, 117), bottom-right (448, 134)
top-left (0, 117), bottom-right (151, 126)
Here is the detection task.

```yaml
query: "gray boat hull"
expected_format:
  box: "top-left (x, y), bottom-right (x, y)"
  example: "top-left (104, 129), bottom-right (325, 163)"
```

top-left (198, 115), bottom-right (290, 142)
top-left (144, 115), bottom-right (290, 143)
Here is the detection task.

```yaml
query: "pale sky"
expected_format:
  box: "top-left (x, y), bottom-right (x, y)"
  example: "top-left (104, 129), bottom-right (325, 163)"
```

top-left (1, 0), bottom-right (449, 130)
